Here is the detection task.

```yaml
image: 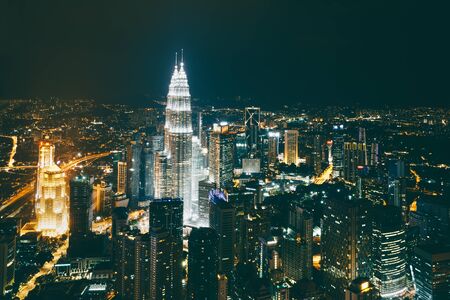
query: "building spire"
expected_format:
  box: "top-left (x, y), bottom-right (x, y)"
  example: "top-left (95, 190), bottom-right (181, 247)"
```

top-left (180, 48), bottom-right (184, 66)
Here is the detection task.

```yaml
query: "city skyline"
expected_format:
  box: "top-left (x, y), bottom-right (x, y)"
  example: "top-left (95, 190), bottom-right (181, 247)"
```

top-left (0, 2), bottom-right (449, 299)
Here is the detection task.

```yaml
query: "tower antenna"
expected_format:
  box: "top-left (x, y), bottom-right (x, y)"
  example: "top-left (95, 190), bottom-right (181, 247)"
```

top-left (181, 48), bottom-right (184, 65)
top-left (175, 52), bottom-right (178, 66)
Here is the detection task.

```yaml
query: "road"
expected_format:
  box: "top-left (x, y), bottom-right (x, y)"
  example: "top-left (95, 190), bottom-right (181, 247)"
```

top-left (15, 239), bottom-right (69, 300)
top-left (0, 135), bottom-right (17, 171)
top-left (0, 151), bottom-right (112, 218)
top-left (313, 164), bottom-right (333, 185)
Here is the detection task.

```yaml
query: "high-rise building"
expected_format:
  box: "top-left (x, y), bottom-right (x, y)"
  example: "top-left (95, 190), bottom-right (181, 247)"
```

top-left (331, 124), bottom-right (345, 177)
top-left (164, 55), bottom-right (193, 223)
top-left (115, 230), bottom-right (150, 300)
top-left (267, 131), bottom-right (280, 166)
top-left (191, 136), bottom-right (208, 222)
top-left (321, 189), bottom-right (372, 298)
top-left (127, 139), bottom-right (143, 204)
top-left (245, 106), bottom-right (260, 155)
top-left (208, 123), bottom-right (235, 188)
top-left (148, 198), bottom-right (183, 299)
top-left (0, 219), bottom-right (17, 297)
top-left (143, 135), bottom-right (164, 198)
top-left (284, 130), bottom-right (299, 165)
top-left (282, 204), bottom-right (313, 281)
top-left (210, 194), bottom-right (235, 276)
top-left (412, 244), bottom-right (450, 299)
top-left (198, 180), bottom-right (215, 226)
top-left (0, 235), bottom-right (15, 297)
top-left (69, 175), bottom-right (93, 237)
top-left (218, 274), bottom-right (228, 300)
top-left (116, 160), bottom-right (127, 195)
top-left (343, 142), bottom-right (367, 183)
top-left (387, 159), bottom-right (408, 221)
top-left (187, 227), bottom-right (219, 300)
top-left (154, 151), bottom-right (172, 199)
top-left (371, 206), bottom-right (407, 298)
top-left (35, 148), bottom-right (69, 237)
top-left (92, 181), bottom-right (112, 216)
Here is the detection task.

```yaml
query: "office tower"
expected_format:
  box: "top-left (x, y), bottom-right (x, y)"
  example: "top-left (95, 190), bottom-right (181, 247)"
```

top-left (412, 244), bottom-right (450, 299)
top-left (35, 157), bottom-right (69, 237)
top-left (0, 219), bottom-right (18, 297)
top-left (343, 142), bottom-right (367, 183)
top-left (240, 212), bottom-right (270, 265)
top-left (115, 231), bottom-right (150, 300)
top-left (210, 194), bottom-right (235, 276)
top-left (164, 56), bottom-right (193, 223)
top-left (154, 151), bottom-right (172, 199)
top-left (127, 139), bottom-right (143, 204)
top-left (36, 139), bottom-right (55, 199)
top-left (198, 180), bottom-right (215, 226)
top-left (143, 135), bottom-right (164, 198)
top-left (409, 195), bottom-right (450, 243)
top-left (69, 175), bottom-right (93, 237)
top-left (258, 235), bottom-right (281, 279)
top-left (112, 207), bottom-right (128, 238)
top-left (187, 227), bottom-right (219, 300)
top-left (283, 204), bottom-right (313, 281)
top-left (267, 131), bottom-right (280, 166)
top-left (321, 190), bottom-right (372, 298)
top-left (368, 142), bottom-right (379, 166)
top-left (208, 123), bottom-right (235, 188)
top-left (345, 278), bottom-right (377, 300)
top-left (371, 206), bottom-right (407, 298)
top-left (284, 130), bottom-right (299, 165)
top-left (311, 134), bottom-right (323, 175)
top-left (387, 159), bottom-right (408, 221)
top-left (0, 235), bottom-right (15, 297)
top-left (17, 232), bottom-right (39, 269)
top-left (92, 181), bottom-right (112, 216)
top-left (331, 124), bottom-right (345, 177)
top-left (191, 136), bottom-right (208, 222)
top-left (245, 106), bottom-right (261, 155)
top-left (148, 198), bottom-right (183, 299)
top-left (116, 160), bottom-right (127, 195)
top-left (358, 127), bottom-right (368, 166)
top-left (235, 132), bottom-right (248, 167)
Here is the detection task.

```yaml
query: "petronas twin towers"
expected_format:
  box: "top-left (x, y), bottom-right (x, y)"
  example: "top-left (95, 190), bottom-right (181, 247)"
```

top-left (164, 53), bottom-right (193, 223)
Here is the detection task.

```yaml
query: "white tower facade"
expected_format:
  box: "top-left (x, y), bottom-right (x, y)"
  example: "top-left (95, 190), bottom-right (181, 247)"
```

top-left (164, 53), bottom-right (193, 222)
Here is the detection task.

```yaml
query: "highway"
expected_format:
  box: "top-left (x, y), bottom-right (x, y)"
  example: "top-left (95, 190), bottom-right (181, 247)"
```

top-left (15, 239), bottom-right (69, 300)
top-left (313, 164), bottom-right (333, 185)
top-left (0, 151), bottom-right (112, 218)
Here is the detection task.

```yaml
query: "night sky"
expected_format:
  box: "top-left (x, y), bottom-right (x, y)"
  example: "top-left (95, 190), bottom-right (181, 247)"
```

top-left (0, 1), bottom-right (449, 107)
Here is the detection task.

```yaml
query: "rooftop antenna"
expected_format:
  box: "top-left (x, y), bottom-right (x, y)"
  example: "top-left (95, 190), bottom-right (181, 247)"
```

top-left (180, 48), bottom-right (184, 66)
top-left (175, 52), bottom-right (178, 67)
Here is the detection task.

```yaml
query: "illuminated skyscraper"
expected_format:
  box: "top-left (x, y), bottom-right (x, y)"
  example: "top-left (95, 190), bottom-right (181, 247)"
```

top-left (244, 106), bottom-right (260, 155)
top-left (35, 165), bottom-right (69, 237)
top-left (164, 53), bottom-right (193, 223)
top-left (267, 131), bottom-right (280, 166)
top-left (284, 130), bottom-right (298, 165)
top-left (321, 188), bottom-right (371, 298)
top-left (36, 139), bottom-right (56, 199)
top-left (343, 142), bottom-right (367, 183)
top-left (412, 244), bottom-right (450, 299)
top-left (208, 123), bottom-right (235, 188)
top-left (154, 151), bottom-right (171, 199)
top-left (116, 161), bottom-right (127, 195)
top-left (191, 136), bottom-right (208, 222)
top-left (187, 227), bottom-right (219, 300)
top-left (148, 198), bottom-right (183, 299)
top-left (371, 206), bottom-right (407, 299)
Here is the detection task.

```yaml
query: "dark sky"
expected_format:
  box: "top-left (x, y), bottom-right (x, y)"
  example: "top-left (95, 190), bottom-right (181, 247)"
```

top-left (0, 0), bottom-right (449, 107)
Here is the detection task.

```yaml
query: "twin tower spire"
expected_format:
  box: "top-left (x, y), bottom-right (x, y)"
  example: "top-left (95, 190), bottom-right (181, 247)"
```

top-left (168, 49), bottom-right (190, 98)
